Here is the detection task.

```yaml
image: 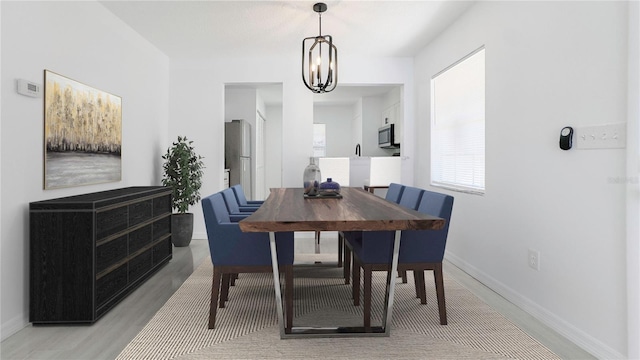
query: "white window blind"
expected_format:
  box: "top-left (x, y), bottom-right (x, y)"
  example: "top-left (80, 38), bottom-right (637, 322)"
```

top-left (431, 47), bottom-right (485, 194)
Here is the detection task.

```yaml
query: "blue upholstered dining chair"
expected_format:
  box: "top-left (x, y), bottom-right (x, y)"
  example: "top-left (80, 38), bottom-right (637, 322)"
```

top-left (201, 192), bottom-right (295, 331)
top-left (397, 185), bottom-right (424, 210)
top-left (348, 189), bottom-right (454, 328)
top-left (341, 183), bottom-right (406, 284)
top-left (219, 187), bottom-right (258, 285)
top-left (231, 184), bottom-right (264, 207)
top-left (393, 185), bottom-right (425, 283)
top-left (221, 188), bottom-right (259, 218)
top-left (385, 182), bottom-right (405, 203)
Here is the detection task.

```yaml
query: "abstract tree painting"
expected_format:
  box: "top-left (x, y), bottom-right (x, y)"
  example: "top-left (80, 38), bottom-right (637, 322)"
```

top-left (44, 70), bottom-right (122, 189)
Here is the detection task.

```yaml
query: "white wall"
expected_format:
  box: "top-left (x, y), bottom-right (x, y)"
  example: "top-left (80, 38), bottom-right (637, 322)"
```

top-left (362, 96), bottom-right (381, 156)
top-left (352, 99), bottom-right (363, 152)
top-left (225, 88), bottom-right (256, 125)
top-left (0, 1), bottom-right (170, 339)
top-left (265, 104), bottom-right (283, 192)
top-left (313, 105), bottom-right (353, 157)
top-left (626, 2), bottom-right (640, 358)
top-left (414, 1), bottom-right (630, 358)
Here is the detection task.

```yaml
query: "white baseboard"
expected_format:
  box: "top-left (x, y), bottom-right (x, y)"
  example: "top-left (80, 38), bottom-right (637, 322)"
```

top-left (192, 232), bottom-right (207, 240)
top-left (1, 314), bottom-right (28, 342)
top-left (445, 251), bottom-right (624, 360)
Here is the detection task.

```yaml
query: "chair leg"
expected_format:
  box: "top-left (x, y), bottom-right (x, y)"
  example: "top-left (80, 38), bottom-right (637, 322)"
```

top-left (315, 231), bottom-right (321, 254)
top-left (343, 240), bottom-right (351, 285)
top-left (231, 273), bottom-right (238, 286)
top-left (209, 267), bottom-right (222, 329)
top-left (401, 270), bottom-right (408, 284)
top-left (414, 270), bottom-right (427, 304)
top-left (433, 263), bottom-right (448, 325)
top-left (285, 265), bottom-right (294, 333)
top-left (338, 233), bottom-right (344, 267)
top-left (363, 265), bottom-right (372, 330)
top-left (220, 273), bottom-right (231, 308)
top-left (353, 258), bottom-right (360, 305)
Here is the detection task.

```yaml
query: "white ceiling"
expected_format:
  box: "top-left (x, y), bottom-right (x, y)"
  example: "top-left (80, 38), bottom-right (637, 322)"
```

top-left (100, 1), bottom-right (475, 59)
top-left (99, 0), bottom-right (475, 104)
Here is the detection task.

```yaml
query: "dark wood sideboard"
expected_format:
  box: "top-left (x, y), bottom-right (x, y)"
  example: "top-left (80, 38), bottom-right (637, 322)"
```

top-left (29, 186), bottom-right (173, 324)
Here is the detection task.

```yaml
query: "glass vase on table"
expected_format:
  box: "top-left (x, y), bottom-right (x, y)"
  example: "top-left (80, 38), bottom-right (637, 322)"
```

top-left (303, 157), bottom-right (321, 196)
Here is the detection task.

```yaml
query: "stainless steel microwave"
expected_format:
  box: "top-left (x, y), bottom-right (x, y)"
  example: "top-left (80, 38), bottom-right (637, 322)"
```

top-left (378, 124), bottom-right (399, 148)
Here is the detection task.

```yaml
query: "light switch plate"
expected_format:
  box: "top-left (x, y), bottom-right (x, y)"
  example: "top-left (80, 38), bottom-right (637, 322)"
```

top-left (574, 123), bottom-right (626, 149)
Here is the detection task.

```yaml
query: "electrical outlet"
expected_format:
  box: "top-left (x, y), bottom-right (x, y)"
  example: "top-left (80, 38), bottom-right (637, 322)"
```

top-left (528, 249), bottom-right (540, 271)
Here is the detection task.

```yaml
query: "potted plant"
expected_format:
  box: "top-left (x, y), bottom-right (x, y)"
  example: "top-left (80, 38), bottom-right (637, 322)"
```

top-left (162, 135), bottom-right (205, 247)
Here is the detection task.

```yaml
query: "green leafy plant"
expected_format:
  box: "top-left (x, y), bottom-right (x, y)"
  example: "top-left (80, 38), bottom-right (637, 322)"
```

top-left (162, 136), bottom-right (205, 213)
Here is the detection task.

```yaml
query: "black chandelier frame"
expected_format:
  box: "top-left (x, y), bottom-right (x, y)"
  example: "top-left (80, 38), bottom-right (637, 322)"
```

top-left (302, 2), bottom-right (338, 94)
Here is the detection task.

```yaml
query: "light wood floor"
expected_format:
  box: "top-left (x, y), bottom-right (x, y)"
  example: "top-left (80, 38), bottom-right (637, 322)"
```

top-left (1, 237), bottom-right (595, 359)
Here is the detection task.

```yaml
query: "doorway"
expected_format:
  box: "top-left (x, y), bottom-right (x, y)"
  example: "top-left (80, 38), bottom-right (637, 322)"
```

top-left (224, 83), bottom-right (283, 200)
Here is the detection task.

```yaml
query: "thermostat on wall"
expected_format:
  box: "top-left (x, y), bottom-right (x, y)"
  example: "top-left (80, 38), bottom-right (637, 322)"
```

top-left (17, 79), bottom-right (42, 98)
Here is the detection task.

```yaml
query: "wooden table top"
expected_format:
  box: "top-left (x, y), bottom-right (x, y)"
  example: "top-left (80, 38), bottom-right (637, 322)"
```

top-left (239, 187), bottom-right (445, 233)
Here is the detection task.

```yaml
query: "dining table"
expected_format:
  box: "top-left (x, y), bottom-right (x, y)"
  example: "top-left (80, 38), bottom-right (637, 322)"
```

top-left (239, 187), bottom-right (445, 339)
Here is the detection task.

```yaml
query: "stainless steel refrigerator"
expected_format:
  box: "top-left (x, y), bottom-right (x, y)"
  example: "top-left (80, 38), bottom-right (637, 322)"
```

top-left (225, 120), bottom-right (252, 199)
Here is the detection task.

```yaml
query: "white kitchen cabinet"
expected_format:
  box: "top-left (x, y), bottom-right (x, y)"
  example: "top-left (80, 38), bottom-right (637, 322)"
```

top-left (381, 102), bottom-right (400, 126)
top-left (349, 156), bottom-right (401, 189)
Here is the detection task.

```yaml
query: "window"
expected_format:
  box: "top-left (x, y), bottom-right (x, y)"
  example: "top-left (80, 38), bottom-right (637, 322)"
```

top-left (431, 47), bottom-right (485, 193)
top-left (313, 123), bottom-right (326, 157)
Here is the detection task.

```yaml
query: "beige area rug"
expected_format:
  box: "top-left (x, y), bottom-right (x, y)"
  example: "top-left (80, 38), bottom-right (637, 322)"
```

top-left (117, 259), bottom-right (559, 360)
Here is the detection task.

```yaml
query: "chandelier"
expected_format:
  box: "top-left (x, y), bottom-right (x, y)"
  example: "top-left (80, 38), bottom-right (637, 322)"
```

top-left (302, 2), bottom-right (338, 93)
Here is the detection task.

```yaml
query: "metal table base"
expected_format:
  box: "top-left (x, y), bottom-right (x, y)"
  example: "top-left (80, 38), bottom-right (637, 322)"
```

top-left (269, 230), bottom-right (402, 339)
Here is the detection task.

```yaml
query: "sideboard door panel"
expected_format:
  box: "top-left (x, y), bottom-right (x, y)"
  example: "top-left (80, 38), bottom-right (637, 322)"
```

top-left (129, 225), bottom-right (153, 254)
top-left (96, 234), bottom-right (128, 274)
top-left (96, 263), bottom-right (128, 306)
top-left (96, 207), bottom-right (128, 239)
top-left (153, 240), bottom-right (172, 266)
top-left (129, 199), bottom-right (153, 227)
